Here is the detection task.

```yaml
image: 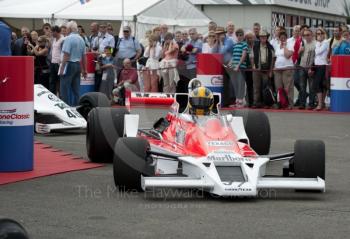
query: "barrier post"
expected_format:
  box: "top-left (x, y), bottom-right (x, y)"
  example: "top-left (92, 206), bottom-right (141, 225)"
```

top-left (80, 52), bottom-right (95, 96)
top-left (330, 55), bottom-right (350, 112)
top-left (0, 56), bottom-right (34, 172)
top-left (196, 54), bottom-right (224, 97)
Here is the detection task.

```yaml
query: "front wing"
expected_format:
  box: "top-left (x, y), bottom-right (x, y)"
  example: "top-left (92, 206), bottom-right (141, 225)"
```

top-left (35, 122), bottom-right (86, 134)
top-left (141, 155), bottom-right (325, 197)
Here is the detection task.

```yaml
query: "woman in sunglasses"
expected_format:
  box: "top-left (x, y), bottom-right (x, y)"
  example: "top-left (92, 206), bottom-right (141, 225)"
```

top-left (202, 30), bottom-right (216, 53)
top-left (28, 36), bottom-right (50, 89)
top-left (312, 27), bottom-right (329, 111)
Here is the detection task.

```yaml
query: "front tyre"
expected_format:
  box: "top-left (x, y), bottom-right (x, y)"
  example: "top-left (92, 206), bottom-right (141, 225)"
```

top-left (293, 140), bottom-right (325, 180)
top-left (86, 107), bottom-right (129, 163)
top-left (113, 138), bottom-right (154, 191)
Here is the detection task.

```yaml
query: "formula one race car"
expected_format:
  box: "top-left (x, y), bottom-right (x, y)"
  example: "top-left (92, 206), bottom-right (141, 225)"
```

top-left (85, 80), bottom-right (325, 197)
top-left (34, 84), bottom-right (110, 134)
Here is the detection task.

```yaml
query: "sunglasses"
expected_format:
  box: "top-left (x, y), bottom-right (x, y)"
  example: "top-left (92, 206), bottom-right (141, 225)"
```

top-left (208, 35), bottom-right (215, 37)
top-left (123, 30), bottom-right (130, 33)
top-left (303, 34), bottom-right (311, 36)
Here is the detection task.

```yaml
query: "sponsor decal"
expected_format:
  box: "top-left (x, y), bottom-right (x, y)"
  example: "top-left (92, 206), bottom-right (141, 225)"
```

top-left (54, 103), bottom-right (69, 110)
top-left (331, 78), bottom-right (350, 90)
top-left (133, 93), bottom-right (173, 98)
top-left (210, 76), bottom-right (223, 86)
top-left (37, 90), bottom-right (50, 97)
top-left (81, 74), bottom-right (95, 86)
top-left (0, 109), bottom-right (16, 114)
top-left (196, 75), bottom-right (223, 87)
top-left (207, 152), bottom-right (251, 162)
top-left (0, 102), bottom-right (33, 126)
top-left (208, 141), bottom-right (233, 147)
top-left (48, 94), bottom-right (61, 102)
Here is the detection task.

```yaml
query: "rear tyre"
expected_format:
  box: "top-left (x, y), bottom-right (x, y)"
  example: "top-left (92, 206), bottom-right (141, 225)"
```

top-left (78, 92), bottom-right (110, 120)
top-left (113, 138), bottom-right (154, 191)
top-left (86, 107), bottom-right (129, 163)
top-left (293, 140), bottom-right (325, 180)
top-left (232, 109), bottom-right (271, 155)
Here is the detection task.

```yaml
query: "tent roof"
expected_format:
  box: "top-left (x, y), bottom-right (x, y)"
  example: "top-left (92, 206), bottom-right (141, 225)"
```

top-left (137, 0), bottom-right (210, 26)
top-left (0, 0), bottom-right (210, 26)
top-left (0, 0), bottom-right (160, 20)
top-left (0, 0), bottom-right (77, 18)
top-left (55, 0), bottom-right (160, 21)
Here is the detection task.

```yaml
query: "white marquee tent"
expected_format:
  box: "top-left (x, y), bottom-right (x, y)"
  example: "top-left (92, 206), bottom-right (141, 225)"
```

top-left (0, 0), bottom-right (211, 38)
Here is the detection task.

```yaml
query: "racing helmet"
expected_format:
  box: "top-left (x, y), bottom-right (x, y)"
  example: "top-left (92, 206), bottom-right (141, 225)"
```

top-left (188, 86), bottom-right (214, 116)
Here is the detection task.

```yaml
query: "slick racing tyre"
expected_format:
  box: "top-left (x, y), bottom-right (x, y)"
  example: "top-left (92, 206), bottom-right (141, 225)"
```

top-left (293, 140), bottom-right (325, 180)
top-left (78, 92), bottom-right (110, 120)
top-left (86, 107), bottom-right (129, 163)
top-left (113, 138), bottom-right (154, 191)
top-left (232, 109), bottom-right (271, 155)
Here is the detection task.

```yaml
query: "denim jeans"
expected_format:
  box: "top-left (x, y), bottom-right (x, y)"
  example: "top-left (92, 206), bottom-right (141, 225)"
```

top-left (60, 62), bottom-right (81, 106)
top-left (298, 69), bottom-right (315, 106)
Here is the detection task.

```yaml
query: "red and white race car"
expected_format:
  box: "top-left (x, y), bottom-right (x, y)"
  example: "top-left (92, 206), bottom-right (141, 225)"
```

top-left (85, 84), bottom-right (325, 197)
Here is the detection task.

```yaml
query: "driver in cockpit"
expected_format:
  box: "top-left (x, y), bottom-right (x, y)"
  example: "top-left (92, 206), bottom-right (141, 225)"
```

top-left (188, 86), bottom-right (214, 116)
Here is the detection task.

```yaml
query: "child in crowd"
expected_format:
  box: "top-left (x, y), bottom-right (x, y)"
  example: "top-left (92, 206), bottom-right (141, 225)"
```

top-left (99, 46), bottom-right (116, 99)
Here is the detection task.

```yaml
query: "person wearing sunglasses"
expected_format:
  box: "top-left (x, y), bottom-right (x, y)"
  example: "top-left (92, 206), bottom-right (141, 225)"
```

top-left (92, 22), bottom-right (115, 54)
top-left (202, 31), bottom-right (216, 53)
top-left (298, 28), bottom-right (316, 109)
top-left (115, 26), bottom-right (142, 73)
top-left (29, 36), bottom-right (50, 89)
top-left (311, 27), bottom-right (329, 111)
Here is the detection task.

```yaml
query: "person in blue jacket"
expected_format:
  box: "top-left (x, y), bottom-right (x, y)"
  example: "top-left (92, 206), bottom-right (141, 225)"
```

top-left (333, 29), bottom-right (350, 55)
top-left (0, 21), bottom-right (11, 56)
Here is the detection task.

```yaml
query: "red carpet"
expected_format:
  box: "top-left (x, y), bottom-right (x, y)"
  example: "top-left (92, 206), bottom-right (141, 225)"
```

top-left (0, 142), bottom-right (103, 185)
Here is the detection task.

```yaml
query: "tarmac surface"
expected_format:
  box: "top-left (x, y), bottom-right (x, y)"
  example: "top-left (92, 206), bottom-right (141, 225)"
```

top-left (1, 108), bottom-right (350, 239)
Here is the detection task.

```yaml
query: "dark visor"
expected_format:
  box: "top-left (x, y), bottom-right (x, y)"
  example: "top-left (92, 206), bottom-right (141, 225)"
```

top-left (189, 97), bottom-right (213, 109)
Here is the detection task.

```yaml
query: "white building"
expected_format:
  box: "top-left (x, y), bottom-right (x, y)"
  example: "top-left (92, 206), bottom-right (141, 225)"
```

top-left (189, 0), bottom-right (347, 35)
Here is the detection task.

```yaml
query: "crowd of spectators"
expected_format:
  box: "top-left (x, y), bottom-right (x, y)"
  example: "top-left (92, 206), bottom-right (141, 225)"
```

top-left (5, 20), bottom-right (350, 110)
